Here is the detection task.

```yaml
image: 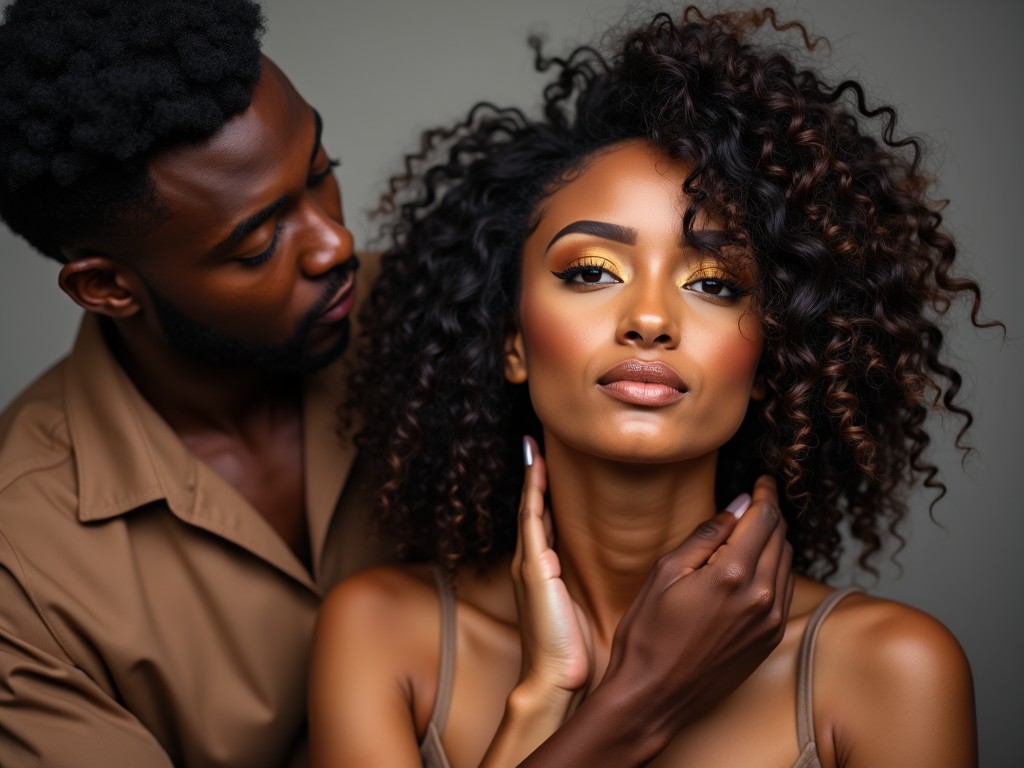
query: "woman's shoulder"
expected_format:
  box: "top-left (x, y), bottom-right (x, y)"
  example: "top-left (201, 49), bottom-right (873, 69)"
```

top-left (318, 562), bottom-right (438, 638)
top-left (808, 585), bottom-right (976, 765)
top-left (814, 588), bottom-right (971, 684)
top-left (318, 560), bottom-right (515, 642)
top-left (312, 564), bottom-right (446, 735)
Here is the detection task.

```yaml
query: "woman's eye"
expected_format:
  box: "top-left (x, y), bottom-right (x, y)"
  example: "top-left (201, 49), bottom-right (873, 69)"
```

top-left (684, 277), bottom-right (744, 298)
top-left (552, 265), bottom-right (622, 285)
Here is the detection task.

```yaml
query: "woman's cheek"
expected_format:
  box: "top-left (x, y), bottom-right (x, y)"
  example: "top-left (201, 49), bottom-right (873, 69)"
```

top-left (702, 315), bottom-right (764, 430)
top-left (518, 291), bottom-right (600, 410)
top-left (692, 301), bottom-right (762, 375)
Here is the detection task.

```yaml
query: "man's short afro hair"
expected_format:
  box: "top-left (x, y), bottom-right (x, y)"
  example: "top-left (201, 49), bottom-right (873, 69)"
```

top-left (0, 0), bottom-right (266, 260)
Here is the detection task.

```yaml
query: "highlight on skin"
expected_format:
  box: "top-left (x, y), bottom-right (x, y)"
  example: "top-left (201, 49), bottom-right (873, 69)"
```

top-left (346, 6), bottom-right (997, 581)
top-left (514, 140), bottom-right (765, 468)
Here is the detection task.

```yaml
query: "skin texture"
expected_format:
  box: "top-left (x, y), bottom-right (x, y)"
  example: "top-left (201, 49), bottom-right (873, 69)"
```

top-left (55, 58), bottom-right (357, 562)
top-left (21, 52), bottom-right (790, 763)
top-left (512, 142), bottom-right (763, 471)
top-left (311, 141), bottom-right (973, 766)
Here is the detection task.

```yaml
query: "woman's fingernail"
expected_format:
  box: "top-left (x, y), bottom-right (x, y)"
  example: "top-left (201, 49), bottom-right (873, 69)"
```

top-left (726, 493), bottom-right (752, 518)
top-left (523, 436), bottom-right (534, 467)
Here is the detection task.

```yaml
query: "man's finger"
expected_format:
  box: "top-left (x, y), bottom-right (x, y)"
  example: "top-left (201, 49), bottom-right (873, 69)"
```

top-left (653, 507), bottom-right (740, 583)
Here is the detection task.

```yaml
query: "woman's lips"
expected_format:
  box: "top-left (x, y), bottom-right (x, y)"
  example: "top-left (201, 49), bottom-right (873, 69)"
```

top-left (597, 360), bottom-right (687, 406)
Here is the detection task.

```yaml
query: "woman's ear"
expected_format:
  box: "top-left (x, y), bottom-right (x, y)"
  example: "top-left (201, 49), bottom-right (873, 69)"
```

top-left (58, 255), bottom-right (142, 319)
top-left (750, 372), bottom-right (767, 402)
top-left (503, 322), bottom-right (528, 384)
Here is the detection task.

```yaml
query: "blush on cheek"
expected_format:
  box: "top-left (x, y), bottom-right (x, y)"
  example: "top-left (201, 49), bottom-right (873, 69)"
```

top-left (517, 293), bottom-right (591, 372)
top-left (717, 313), bottom-right (763, 380)
top-left (708, 346), bottom-right (765, 411)
top-left (711, 338), bottom-right (762, 384)
top-left (692, 315), bottom-right (763, 408)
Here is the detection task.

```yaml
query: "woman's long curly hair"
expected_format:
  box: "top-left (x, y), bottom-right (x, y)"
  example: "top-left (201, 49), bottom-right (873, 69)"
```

top-left (347, 7), bottom-right (993, 581)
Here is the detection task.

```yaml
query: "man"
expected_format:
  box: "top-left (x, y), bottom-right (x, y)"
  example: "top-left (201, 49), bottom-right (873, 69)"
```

top-left (0, 2), bottom-right (789, 766)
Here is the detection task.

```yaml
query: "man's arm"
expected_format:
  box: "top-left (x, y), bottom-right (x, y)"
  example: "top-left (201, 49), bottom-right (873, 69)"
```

top-left (0, 537), bottom-right (175, 768)
top-left (517, 475), bottom-right (793, 766)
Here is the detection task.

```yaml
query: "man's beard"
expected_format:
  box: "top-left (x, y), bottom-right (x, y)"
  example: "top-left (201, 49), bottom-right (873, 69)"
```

top-left (146, 264), bottom-right (354, 375)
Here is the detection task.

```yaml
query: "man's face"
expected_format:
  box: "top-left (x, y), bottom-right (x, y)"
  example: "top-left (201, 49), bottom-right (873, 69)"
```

top-left (89, 57), bottom-right (357, 373)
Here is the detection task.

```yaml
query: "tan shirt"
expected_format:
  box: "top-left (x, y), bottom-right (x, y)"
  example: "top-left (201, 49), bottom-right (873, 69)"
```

top-left (0, 313), bottom-right (389, 768)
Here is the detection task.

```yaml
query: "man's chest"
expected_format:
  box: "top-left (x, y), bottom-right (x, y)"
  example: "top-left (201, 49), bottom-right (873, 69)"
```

top-left (186, 424), bottom-right (309, 562)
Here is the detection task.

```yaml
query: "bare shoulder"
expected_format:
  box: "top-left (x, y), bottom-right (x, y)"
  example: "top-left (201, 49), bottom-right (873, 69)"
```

top-left (309, 563), bottom-right (442, 764)
top-left (312, 563), bottom-right (440, 696)
top-left (316, 562), bottom-right (436, 643)
top-left (814, 591), bottom-right (977, 767)
top-left (818, 591), bottom-right (971, 689)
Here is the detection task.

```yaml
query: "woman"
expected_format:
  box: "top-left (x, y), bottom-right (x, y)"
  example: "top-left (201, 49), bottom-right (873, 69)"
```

top-left (311, 8), bottom-right (986, 766)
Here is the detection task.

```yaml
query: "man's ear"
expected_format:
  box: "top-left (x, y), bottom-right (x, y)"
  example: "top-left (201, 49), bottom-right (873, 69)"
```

top-left (503, 321), bottom-right (528, 384)
top-left (58, 255), bottom-right (142, 319)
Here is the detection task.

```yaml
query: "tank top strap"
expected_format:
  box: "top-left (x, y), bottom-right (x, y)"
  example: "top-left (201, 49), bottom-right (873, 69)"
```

top-left (795, 587), bottom-right (862, 750)
top-left (426, 566), bottom-right (458, 738)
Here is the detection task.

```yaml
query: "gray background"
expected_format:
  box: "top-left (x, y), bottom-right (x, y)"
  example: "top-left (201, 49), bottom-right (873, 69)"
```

top-left (1, 0), bottom-right (1020, 764)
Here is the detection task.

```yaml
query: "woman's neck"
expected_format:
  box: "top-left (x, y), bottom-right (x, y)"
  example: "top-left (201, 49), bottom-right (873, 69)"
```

top-left (543, 436), bottom-right (721, 648)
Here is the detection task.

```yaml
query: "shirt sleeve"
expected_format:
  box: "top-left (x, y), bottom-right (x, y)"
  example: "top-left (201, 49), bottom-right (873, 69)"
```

top-left (0, 540), bottom-right (175, 768)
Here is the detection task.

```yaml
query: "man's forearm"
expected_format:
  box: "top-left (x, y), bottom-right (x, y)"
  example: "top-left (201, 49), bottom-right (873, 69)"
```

top-left (517, 679), bottom-right (671, 767)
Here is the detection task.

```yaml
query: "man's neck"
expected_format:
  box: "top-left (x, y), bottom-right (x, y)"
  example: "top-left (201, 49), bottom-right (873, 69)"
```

top-left (101, 316), bottom-right (304, 439)
top-left (102, 316), bottom-right (312, 566)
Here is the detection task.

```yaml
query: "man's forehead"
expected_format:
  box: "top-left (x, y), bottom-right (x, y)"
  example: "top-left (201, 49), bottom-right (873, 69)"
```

top-left (145, 65), bottom-right (314, 206)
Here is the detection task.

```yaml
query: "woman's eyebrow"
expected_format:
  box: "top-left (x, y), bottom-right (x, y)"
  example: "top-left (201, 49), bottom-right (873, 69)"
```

top-left (545, 220), bottom-right (638, 253)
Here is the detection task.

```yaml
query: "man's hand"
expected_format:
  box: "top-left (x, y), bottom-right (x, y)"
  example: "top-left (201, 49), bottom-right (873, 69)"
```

top-left (518, 475), bottom-right (793, 766)
top-left (600, 475), bottom-right (794, 755)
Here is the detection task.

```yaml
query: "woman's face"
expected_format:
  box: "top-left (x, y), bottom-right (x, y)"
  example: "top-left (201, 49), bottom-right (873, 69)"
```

top-left (508, 140), bottom-right (763, 464)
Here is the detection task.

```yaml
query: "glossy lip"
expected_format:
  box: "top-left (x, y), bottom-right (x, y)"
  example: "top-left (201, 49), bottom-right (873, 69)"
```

top-left (597, 359), bottom-right (688, 407)
top-left (315, 270), bottom-right (357, 325)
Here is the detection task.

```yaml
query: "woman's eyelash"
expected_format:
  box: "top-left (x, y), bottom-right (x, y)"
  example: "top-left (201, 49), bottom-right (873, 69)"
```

top-left (683, 270), bottom-right (749, 298)
top-left (551, 264), bottom-right (621, 284)
top-left (552, 265), bottom-right (597, 279)
top-left (239, 221), bottom-right (283, 267)
top-left (551, 258), bottom-right (750, 296)
top-left (551, 255), bottom-right (622, 285)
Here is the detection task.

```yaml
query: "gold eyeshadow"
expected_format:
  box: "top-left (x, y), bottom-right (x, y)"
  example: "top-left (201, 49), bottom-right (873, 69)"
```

top-left (552, 246), bottom-right (627, 275)
top-left (550, 246), bottom-right (754, 292)
top-left (680, 259), bottom-right (750, 289)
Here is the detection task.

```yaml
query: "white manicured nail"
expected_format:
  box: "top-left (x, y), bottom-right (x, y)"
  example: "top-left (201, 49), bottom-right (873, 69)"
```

top-left (523, 437), bottom-right (534, 467)
top-left (726, 493), bottom-right (752, 518)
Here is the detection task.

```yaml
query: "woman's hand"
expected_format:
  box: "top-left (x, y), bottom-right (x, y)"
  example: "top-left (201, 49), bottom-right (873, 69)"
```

top-left (511, 436), bottom-right (593, 706)
top-left (480, 437), bottom-right (593, 766)
top-left (517, 476), bottom-right (793, 766)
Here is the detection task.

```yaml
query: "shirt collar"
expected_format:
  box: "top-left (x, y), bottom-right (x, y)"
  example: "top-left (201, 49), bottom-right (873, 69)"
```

top-left (63, 314), bottom-right (357, 537)
top-left (65, 314), bottom-right (195, 522)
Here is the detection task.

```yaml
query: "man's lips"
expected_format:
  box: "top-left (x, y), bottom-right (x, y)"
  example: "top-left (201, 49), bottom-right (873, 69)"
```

top-left (597, 360), bottom-right (687, 406)
top-left (315, 269), bottom-right (357, 324)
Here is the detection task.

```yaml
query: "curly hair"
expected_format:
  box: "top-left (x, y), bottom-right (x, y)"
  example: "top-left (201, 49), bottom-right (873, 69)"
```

top-left (348, 7), bottom-right (994, 581)
top-left (0, 0), bottom-right (265, 261)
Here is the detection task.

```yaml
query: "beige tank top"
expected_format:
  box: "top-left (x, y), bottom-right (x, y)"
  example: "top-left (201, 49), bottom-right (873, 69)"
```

top-left (419, 569), bottom-right (456, 768)
top-left (790, 587), bottom-right (861, 768)
top-left (418, 573), bottom-right (860, 768)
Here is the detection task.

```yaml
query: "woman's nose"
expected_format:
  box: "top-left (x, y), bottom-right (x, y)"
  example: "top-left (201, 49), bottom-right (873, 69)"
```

top-left (616, 281), bottom-right (679, 347)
